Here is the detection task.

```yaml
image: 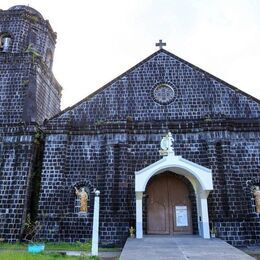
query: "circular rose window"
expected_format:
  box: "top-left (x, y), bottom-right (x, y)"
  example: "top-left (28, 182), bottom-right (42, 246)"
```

top-left (153, 83), bottom-right (175, 104)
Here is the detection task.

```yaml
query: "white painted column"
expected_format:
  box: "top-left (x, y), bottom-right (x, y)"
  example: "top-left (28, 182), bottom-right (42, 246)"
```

top-left (199, 191), bottom-right (210, 239)
top-left (91, 190), bottom-right (100, 256)
top-left (136, 192), bottom-right (143, 239)
top-left (196, 192), bottom-right (202, 237)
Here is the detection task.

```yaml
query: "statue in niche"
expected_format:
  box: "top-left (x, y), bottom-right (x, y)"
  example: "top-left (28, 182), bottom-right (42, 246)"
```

top-left (159, 131), bottom-right (175, 156)
top-left (75, 187), bottom-right (88, 212)
top-left (253, 186), bottom-right (260, 213)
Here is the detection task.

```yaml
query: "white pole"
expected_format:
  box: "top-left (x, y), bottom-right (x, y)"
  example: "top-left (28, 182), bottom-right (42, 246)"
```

top-left (91, 190), bottom-right (100, 256)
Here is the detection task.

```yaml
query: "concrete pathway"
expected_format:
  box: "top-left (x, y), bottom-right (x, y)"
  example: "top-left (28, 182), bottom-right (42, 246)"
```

top-left (120, 235), bottom-right (254, 260)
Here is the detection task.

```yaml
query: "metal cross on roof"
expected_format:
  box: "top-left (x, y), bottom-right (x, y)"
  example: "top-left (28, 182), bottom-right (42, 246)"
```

top-left (156, 39), bottom-right (166, 49)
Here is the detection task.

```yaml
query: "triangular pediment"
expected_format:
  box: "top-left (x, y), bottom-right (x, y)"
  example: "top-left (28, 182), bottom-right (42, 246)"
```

top-left (47, 49), bottom-right (260, 128)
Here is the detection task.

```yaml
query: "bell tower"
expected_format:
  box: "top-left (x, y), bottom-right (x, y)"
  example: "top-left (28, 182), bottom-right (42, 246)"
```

top-left (0, 5), bottom-right (62, 124)
top-left (0, 5), bottom-right (62, 242)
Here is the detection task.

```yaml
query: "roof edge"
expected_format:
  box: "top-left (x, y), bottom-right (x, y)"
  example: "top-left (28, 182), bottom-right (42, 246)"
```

top-left (50, 49), bottom-right (163, 120)
top-left (161, 49), bottom-right (260, 104)
top-left (50, 48), bottom-right (260, 121)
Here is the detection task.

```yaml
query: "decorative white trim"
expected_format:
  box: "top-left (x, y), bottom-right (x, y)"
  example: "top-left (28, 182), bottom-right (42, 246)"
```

top-left (136, 192), bottom-right (143, 239)
top-left (135, 153), bottom-right (213, 192)
top-left (135, 152), bottom-right (213, 240)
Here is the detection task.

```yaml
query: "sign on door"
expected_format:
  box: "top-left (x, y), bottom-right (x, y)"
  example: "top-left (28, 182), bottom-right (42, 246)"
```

top-left (175, 206), bottom-right (188, 227)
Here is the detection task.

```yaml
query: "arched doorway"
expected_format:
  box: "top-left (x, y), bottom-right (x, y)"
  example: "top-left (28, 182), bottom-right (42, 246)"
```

top-left (135, 151), bottom-right (213, 239)
top-left (146, 172), bottom-right (194, 235)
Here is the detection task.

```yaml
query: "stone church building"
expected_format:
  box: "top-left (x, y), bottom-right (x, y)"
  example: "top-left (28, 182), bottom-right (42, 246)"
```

top-left (0, 5), bottom-right (259, 247)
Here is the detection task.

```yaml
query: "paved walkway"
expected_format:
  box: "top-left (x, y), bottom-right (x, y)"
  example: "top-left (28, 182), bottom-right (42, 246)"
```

top-left (120, 235), bottom-right (254, 260)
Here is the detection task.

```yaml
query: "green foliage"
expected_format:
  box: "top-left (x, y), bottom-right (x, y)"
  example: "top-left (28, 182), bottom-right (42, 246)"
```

top-left (0, 241), bottom-right (122, 253)
top-left (99, 247), bottom-right (121, 252)
top-left (0, 241), bottom-right (121, 254)
top-left (95, 119), bottom-right (104, 126)
top-left (0, 242), bottom-right (26, 250)
top-left (23, 214), bottom-right (42, 243)
top-left (129, 226), bottom-right (135, 237)
top-left (0, 251), bottom-right (99, 259)
top-left (24, 214), bottom-right (33, 229)
top-left (22, 79), bottom-right (30, 86)
top-left (75, 241), bottom-right (91, 251)
top-left (25, 44), bottom-right (42, 63)
top-left (26, 131), bottom-right (44, 232)
top-left (210, 222), bottom-right (217, 234)
top-left (34, 131), bottom-right (43, 145)
top-left (28, 15), bottom-right (39, 23)
top-left (46, 241), bottom-right (91, 251)
top-left (1, 32), bottom-right (11, 38)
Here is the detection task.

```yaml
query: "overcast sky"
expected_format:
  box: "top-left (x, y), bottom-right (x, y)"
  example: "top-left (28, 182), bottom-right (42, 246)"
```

top-left (2, 0), bottom-right (260, 109)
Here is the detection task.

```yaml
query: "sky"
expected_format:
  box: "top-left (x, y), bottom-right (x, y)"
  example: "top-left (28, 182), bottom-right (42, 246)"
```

top-left (1, 0), bottom-right (260, 109)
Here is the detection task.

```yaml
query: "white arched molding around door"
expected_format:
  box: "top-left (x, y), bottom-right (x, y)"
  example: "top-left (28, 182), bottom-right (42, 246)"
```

top-left (135, 152), bottom-right (213, 239)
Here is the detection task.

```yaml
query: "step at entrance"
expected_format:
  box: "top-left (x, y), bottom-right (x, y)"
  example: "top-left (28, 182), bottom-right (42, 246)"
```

top-left (120, 235), bottom-right (253, 260)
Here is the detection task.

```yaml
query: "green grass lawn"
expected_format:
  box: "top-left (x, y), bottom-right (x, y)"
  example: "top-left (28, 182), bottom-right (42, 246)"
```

top-left (0, 242), bottom-right (120, 252)
top-left (0, 251), bottom-right (99, 260)
top-left (0, 242), bottom-right (120, 259)
top-left (0, 242), bottom-right (91, 251)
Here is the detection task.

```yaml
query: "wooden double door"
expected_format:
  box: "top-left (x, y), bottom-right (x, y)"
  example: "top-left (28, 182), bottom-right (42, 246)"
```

top-left (146, 173), bottom-right (193, 234)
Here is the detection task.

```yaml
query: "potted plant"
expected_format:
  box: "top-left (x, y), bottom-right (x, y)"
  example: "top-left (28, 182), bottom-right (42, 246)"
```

top-left (129, 226), bottom-right (135, 238)
top-left (23, 214), bottom-right (45, 254)
top-left (210, 223), bottom-right (217, 238)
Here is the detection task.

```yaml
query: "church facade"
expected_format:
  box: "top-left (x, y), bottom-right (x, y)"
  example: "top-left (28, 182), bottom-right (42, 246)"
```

top-left (0, 6), bottom-right (259, 247)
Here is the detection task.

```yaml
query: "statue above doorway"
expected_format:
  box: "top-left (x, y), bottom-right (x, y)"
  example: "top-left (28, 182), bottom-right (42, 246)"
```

top-left (159, 132), bottom-right (175, 156)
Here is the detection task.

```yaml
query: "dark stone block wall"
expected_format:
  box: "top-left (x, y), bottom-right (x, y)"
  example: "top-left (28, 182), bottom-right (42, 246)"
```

top-left (0, 6), bottom-right (56, 59)
top-left (26, 57), bottom-right (61, 123)
top-left (38, 49), bottom-right (259, 247)
top-left (0, 125), bottom-right (37, 241)
top-left (0, 53), bottom-right (61, 124)
top-left (38, 122), bottom-right (259, 246)
top-left (37, 133), bottom-right (132, 245)
top-left (48, 50), bottom-right (259, 129)
top-left (0, 6), bottom-right (62, 241)
top-left (0, 54), bottom-right (31, 124)
top-left (0, 5), bottom-right (259, 248)
top-left (0, 6), bottom-right (61, 125)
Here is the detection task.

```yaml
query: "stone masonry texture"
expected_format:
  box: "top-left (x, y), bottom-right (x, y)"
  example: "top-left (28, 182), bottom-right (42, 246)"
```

top-left (0, 6), bottom-right (61, 125)
top-left (0, 5), bottom-right (259, 247)
top-left (0, 5), bottom-right (61, 241)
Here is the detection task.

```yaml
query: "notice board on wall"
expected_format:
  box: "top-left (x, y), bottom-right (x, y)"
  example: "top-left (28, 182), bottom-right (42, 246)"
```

top-left (175, 206), bottom-right (188, 227)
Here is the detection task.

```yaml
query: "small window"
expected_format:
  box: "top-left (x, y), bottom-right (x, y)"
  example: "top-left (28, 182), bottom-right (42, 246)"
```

top-left (0, 33), bottom-right (12, 52)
